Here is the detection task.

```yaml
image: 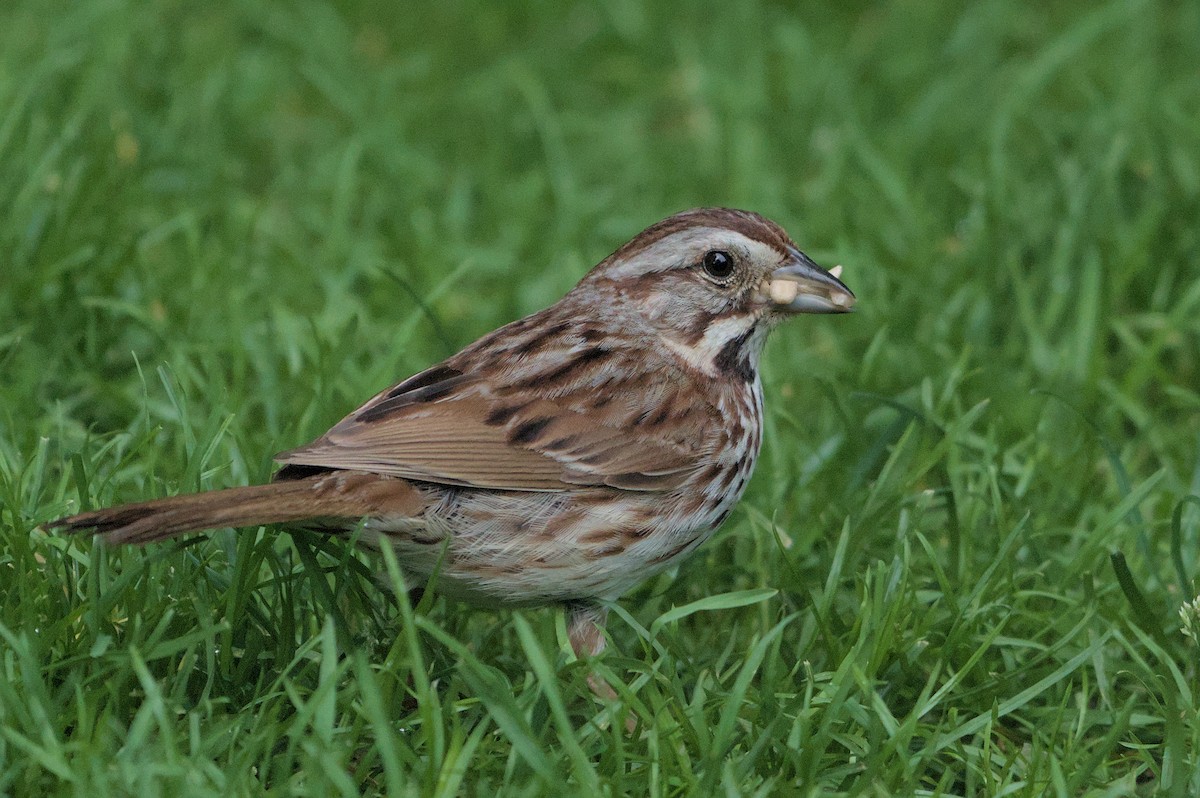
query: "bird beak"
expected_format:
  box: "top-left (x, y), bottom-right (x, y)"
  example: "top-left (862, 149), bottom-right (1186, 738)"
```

top-left (762, 248), bottom-right (856, 314)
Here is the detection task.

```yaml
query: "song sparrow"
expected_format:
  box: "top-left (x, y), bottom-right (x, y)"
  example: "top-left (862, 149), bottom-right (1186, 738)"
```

top-left (49, 207), bottom-right (854, 676)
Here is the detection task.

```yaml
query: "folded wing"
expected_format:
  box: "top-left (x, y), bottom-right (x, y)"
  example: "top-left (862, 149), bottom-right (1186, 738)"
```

top-left (275, 338), bottom-right (719, 493)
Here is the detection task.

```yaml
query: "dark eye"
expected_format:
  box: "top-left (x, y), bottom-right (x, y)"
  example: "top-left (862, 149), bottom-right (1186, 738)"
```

top-left (702, 250), bottom-right (735, 280)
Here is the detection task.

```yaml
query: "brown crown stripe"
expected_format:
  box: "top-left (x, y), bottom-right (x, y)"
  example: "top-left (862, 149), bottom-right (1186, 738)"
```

top-left (602, 208), bottom-right (794, 266)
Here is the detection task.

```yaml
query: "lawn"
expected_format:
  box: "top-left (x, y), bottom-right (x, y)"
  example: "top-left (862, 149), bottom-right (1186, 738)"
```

top-left (2, 0), bottom-right (1199, 794)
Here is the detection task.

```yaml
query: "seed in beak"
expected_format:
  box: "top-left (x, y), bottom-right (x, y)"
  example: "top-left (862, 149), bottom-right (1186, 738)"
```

top-left (768, 279), bottom-right (800, 304)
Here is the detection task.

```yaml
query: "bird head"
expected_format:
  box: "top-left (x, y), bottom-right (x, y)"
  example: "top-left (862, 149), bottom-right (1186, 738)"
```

top-left (580, 208), bottom-right (855, 380)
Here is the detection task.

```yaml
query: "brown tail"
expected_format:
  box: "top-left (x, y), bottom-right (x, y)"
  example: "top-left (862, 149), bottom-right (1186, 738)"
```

top-left (46, 471), bottom-right (425, 545)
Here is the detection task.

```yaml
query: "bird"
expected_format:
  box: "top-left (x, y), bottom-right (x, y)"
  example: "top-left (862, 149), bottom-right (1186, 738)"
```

top-left (48, 207), bottom-right (855, 689)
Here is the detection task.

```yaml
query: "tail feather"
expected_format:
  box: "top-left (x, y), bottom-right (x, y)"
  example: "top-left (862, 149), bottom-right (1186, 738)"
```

top-left (46, 471), bottom-right (425, 545)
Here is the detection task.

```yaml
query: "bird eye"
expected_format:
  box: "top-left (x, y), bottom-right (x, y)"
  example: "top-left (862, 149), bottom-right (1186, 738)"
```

top-left (702, 250), bottom-right (735, 280)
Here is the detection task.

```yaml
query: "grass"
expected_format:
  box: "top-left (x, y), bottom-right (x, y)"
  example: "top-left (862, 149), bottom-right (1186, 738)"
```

top-left (1, 0), bottom-right (1199, 794)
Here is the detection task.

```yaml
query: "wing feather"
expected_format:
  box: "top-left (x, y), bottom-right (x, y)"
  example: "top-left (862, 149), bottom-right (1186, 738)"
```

top-left (275, 317), bottom-right (721, 492)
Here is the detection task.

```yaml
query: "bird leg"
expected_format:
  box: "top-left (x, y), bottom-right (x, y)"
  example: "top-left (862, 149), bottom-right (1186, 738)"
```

top-left (566, 602), bottom-right (617, 700)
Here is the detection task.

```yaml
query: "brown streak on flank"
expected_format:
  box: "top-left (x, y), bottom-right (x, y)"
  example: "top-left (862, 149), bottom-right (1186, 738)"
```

top-left (579, 526), bottom-right (616, 544)
top-left (649, 537), bottom-right (696, 564)
top-left (728, 416), bottom-right (744, 442)
top-left (541, 506), bottom-right (586, 539)
top-left (585, 538), bottom-right (628, 559)
top-left (701, 461), bottom-right (730, 486)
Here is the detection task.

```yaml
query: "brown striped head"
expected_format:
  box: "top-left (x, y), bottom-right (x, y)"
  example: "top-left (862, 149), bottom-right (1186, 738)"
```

top-left (577, 208), bottom-right (855, 382)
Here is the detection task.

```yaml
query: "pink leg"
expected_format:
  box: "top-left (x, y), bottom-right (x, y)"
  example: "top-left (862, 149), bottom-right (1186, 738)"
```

top-left (567, 603), bottom-right (618, 701)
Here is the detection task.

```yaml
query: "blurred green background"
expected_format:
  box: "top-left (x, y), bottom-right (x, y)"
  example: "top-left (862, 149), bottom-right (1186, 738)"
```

top-left (2, 0), bottom-right (1199, 794)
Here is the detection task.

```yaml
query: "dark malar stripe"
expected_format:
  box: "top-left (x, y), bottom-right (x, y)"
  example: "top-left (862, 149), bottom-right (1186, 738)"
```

top-left (683, 306), bottom-right (761, 345)
top-left (713, 329), bottom-right (756, 383)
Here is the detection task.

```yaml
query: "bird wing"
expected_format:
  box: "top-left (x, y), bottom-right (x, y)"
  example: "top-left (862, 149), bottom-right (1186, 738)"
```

top-left (274, 338), bottom-right (721, 493)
